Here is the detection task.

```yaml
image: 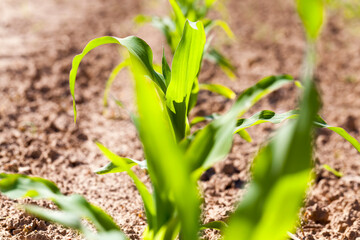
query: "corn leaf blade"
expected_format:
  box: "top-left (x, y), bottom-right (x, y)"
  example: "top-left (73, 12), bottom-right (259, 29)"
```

top-left (225, 80), bottom-right (319, 240)
top-left (132, 58), bottom-right (200, 239)
top-left (199, 83), bottom-right (235, 99)
top-left (69, 36), bottom-right (166, 122)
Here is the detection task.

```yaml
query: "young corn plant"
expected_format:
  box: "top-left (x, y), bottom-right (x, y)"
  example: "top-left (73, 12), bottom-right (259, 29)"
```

top-left (1, 1), bottom-right (360, 240)
top-left (102, 0), bottom-right (235, 109)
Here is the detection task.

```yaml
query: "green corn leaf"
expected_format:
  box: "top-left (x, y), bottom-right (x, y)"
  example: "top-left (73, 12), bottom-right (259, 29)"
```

top-left (201, 220), bottom-right (228, 231)
top-left (296, 0), bottom-right (325, 40)
top-left (94, 143), bottom-right (154, 221)
top-left (24, 205), bottom-right (83, 231)
top-left (55, 194), bottom-right (120, 232)
top-left (190, 113), bottom-right (220, 126)
top-left (205, 19), bottom-right (235, 39)
top-left (95, 231), bottom-right (128, 240)
top-left (169, 0), bottom-right (186, 33)
top-left (186, 75), bottom-right (294, 174)
top-left (314, 119), bottom-right (360, 152)
top-left (199, 83), bottom-right (236, 99)
top-left (103, 59), bottom-right (130, 107)
top-left (132, 52), bottom-right (200, 239)
top-left (188, 78), bottom-right (200, 114)
top-left (69, 36), bottom-right (166, 123)
top-left (205, 0), bottom-right (218, 9)
top-left (162, 50), bottom-right (172, 87)
top-left (237, 129), bottom-right (252, 142)
top-left (0, 173), bottom-right (60, 199)
top-left (166, 20), bottom-right (206, 111)
top-left (234, 110), bottom-right (298, 133)
top-left (322, 164), bottom-right (343, 177)
top-left (235, 110), bottom-right (360, 152)
top-left (233, 75), bottom-right (294, 117)
top-left (133, 14), bottom-right (152, 25)
top-left (166, 20), bottom-right (206, 140)
top-left (95, 142), bottom-right (146, 173)
top-left (0, 174), bottom-right (123, 237)
top-left (225, 79), bottom-right (319, 240)
top-left (206, 48), bottom-right (236, 80)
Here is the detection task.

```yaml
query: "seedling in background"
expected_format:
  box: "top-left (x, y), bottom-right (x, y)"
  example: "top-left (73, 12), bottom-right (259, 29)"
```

top-left (1, 1), bottom-right (360, 240)
top-left (135, 0), bottom-right (235, 78)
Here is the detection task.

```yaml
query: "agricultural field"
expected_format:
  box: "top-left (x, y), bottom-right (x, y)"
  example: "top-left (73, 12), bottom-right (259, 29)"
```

top-left (0, 0), bottom-right (360, 239)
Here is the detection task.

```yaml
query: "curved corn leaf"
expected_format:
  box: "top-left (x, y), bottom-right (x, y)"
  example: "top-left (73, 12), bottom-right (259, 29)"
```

top-left (0, 173), bottom-right (124, 239)
top-left (103, 59), bottom-right (130, 107)
top-left (201, 220), bottom-right (228, 231)
top-left (296, 0), bottom-right (325, 40)
top-left (234, 110), bottom-right (298, 133)
top-left (94, 142), bottom-right (154, 225)
top-left (0, 173), bottom-right (60, 199)
top-left (314, 119), bottom-right (360, 152)
top-left (225, 79), bottom-right (319, 240)
top-left (237, 129), bottom-right (252, 142)
top-left (95, 142), bottom-right (147, 174)
top-left (190, 113), bottom-right (220, 126)
top-left (169, 0), bottom-right (186, 33)
top-left (322, 164), bottom-right (343, 178)
top-left (233, 75), bottom-right (294, 117)
top-left (205, 19), bottom-right (234, 39)
top-left (185, 75), bottom-right (294, 174)
top-left (24, 205), bottom-right (83, 230)
top-left (199, 83), bottom-right (236, 99)
top-left (69, 36), bottom-right (165, 123)
top-left (233, 109), bottom-right (360, 152)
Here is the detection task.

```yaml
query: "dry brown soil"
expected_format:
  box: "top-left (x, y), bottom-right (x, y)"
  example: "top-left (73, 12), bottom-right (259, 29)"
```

top-left (1, 0), bottom-right (360, 239)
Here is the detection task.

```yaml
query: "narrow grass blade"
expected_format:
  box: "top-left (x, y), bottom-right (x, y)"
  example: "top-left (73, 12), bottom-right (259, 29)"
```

top-left (199, 83), bottom-right (236, 99)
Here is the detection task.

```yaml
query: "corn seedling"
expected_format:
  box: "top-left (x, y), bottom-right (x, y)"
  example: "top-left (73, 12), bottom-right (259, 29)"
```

top-left (1, 1), bottom-right (360, 240)
top-left (102, 0), bottom-right (235, 109)
top-left (135, 0), bottom-right (235, 78)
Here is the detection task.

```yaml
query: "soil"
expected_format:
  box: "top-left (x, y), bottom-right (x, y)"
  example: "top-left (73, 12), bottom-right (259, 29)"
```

top-left (0, 0), bottom-right (360, 239)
